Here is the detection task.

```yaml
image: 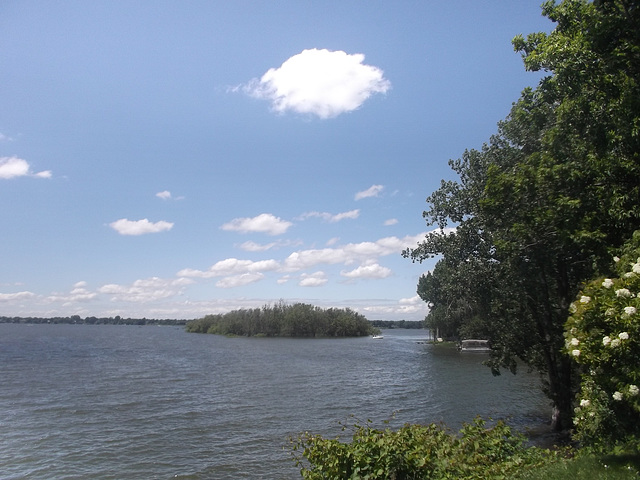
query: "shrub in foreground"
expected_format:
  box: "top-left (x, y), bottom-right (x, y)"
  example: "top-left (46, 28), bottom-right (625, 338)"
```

top-left (290, 417), bottom-right (560, 480)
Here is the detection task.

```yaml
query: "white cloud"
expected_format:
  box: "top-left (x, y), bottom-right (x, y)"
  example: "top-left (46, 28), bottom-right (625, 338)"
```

top-left (0, 291), bottom-right (35, 302)
top-left (178, 258), bottom-right (280, 279)
top-left (283, 233), bottom-right (426, 271)
top-left (47, 282), bottom-right (98, 304)
top-left (299, 271), bottom-right (328, 287)
top-left (156, 190), bottom-right (184, 200)
top-left (243, 48), bottom-right (390, 119)
top-left (221, 213), bottom-right (292, 236)
top-left (298, 209), bottom-right (360, 223)
top-left (384, 218), bottom-right (398, 226)
top-left (341, 263), bottom-right (392, 280)
top-left (0, 156), bottom-right (51, 179)
top-left (98, 276), bottom-right (193, 303)
top-left (109, 218), bottom-right (174, 236)
top-left (216, 273), bottom-right (264, 288)
top-left (355, 184), bottom-right (384, 200)
top-left (0, 132), bottom-right (14, 142)
top-left (237, 239), bottom-right (302, 252)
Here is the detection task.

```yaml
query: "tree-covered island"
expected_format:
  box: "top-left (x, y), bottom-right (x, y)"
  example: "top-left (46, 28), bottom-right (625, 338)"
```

top-left (186, 302), bottom-right (379, 337)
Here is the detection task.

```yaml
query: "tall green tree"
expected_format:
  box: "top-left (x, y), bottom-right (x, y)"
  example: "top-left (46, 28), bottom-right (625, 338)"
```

top-left (406, 0), bottom-right (640, 431)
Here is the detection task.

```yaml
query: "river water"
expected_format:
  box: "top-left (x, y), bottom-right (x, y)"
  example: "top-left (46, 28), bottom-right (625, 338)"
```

top-left (0, 324), bottom-right (550, 479)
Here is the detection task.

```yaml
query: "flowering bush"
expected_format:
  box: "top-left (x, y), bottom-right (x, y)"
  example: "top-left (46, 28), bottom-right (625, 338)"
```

top-left (564, 233), bottom-right (640, 448)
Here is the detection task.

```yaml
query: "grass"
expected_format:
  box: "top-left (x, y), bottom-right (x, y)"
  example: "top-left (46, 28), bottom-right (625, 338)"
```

top-left (516, 452), bottom-right (640, 480)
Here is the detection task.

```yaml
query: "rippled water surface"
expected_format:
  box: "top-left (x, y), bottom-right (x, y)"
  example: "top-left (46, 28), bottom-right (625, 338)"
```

top-left (0, 324), bottom-right (549, 479)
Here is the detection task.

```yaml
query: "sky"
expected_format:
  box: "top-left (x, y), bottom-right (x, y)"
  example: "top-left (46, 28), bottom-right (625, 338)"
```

top-left (0, 1), bottom-right (552, 321)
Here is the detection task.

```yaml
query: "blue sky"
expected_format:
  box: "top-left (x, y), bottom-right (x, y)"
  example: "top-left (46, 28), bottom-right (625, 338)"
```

top-left (0, 1), bottom-right (551, 321)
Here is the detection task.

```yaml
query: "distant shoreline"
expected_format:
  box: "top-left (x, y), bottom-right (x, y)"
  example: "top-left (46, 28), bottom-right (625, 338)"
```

top-left (0, 316), bottom-right (188, 326)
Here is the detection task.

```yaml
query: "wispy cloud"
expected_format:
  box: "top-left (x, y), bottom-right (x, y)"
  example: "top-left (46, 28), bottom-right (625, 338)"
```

top-left (216, 273), bottom-right (264, 288)
top-left (98, 277), bottom-right (193, 303)
top-left (355, 184), bottom-right (384, 200)
top-left (0, 156), bottom-right (51, 179)
top-left (242, 48), bottom-right (390, 119)
top-left (109, 218), bottom-right (174, 236)
top-left (341, 263), bottom-right (392, 280)
top-left (221, 213), bottom-right (292, 236)
top-left (178, 258), bottom-right (280, 279)
top-left (0, 291), bottom-right (35, 302)
top-left (237, 239), bottom-right (302, 252)
top-left (299, 271), bottom-right (328, 287)
top-left (297, 209), bottom-right (360, 223)
top-left (156, 190), bottom-right (184, 200)
top-left (384, 218), bottom-right (398, 226)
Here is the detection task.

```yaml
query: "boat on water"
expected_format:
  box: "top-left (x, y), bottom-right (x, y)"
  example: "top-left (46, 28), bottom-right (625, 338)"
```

top-left (372, 334), bottom-right (384, 339)
top-left (458, 339), bottom-right (490, 353)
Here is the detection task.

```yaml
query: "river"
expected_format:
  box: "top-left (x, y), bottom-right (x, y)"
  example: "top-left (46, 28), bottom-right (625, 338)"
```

top-left (0, 324), bottom-right (549, 479)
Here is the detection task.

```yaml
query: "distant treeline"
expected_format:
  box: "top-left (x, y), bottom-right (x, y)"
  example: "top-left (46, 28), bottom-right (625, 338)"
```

top-left (186, 302), bottom-right (377, 337)
top-left (0, 316), bottom-right (187, 326)
top-left (369, 320), bottom-right (425, 329)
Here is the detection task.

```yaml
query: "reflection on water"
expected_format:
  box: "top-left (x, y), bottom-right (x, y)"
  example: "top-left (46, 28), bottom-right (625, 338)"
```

top-left (0, 324), bottom-right (549, 479)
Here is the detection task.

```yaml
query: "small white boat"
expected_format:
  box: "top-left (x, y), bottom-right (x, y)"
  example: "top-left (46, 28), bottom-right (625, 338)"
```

top-left (372, 334), bottom-right (384, 339)
top-left (458, 339), bottom-right (490, 352)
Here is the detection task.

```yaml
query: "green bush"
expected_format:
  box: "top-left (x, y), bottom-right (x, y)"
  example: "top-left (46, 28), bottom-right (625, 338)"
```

top-left (290, 417), bottom-right (560, 480)
top-left (564, 232), bottom-right (640, 449)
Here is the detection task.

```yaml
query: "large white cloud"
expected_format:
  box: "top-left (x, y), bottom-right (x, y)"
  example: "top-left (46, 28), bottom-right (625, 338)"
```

top-left (221, 213), bottom-right (292, 236)
top-left (0, 156), bottom-right (51, 179)
top-left (109, 218), bottom-right (174, 236)
top-left (244, 48), bottom-right (390, 119)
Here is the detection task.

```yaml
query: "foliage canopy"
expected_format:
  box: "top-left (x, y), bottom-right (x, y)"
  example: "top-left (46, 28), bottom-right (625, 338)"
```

top-left (186, 301), bottom-right (377, 337)
top-left (404, 0), bottom-right (640, 431)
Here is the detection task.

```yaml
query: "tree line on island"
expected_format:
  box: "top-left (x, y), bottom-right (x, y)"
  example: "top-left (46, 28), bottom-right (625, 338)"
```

top-left (185, 302), bottom-right (381, 337)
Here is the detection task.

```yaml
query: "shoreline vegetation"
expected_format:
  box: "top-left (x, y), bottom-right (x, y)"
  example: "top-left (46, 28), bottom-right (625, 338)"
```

top-left (185, 302), bottom-right (380, 337)
top-left (0, 315), bottom-right (187, 325)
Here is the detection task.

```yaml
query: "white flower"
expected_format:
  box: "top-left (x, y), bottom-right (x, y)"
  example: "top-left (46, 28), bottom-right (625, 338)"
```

top-left (619, 331), bottom-right (629, 340)
top-left (602, 278), bottom-right (614, 288)
top-left (580, 399), bottom-right (590, 407)
top-left (603, 336), bottom-right (611, 346)
top-left (616, 288), bottom-right (632, 298)
top-left (614, 256), bottom-right (620, 263)
top-left (569, 302), bottom-right (577, 313)
top-left (629, 385), bottom-right (639, 397)
top-left (633, 263), bottom-right (640, 274)
top-left (624, 272), bottom-right (634, 278)
top-left (580, 296), bottom-right (591, 304)
top-left (613, 391), bottom-right (623, 401)
top-left (611, 338), bottom-right (621, 348)
top-left (572, 349), bottom-right (581, 357)
top-left (624, 306), bottom-right (636, 316)
top-left (571, 338), bottom-right (580, 346)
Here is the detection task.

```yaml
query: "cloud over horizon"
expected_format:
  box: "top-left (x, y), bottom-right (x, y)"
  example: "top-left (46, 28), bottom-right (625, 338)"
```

top-left (243, 48), bottom-right (391, 119)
